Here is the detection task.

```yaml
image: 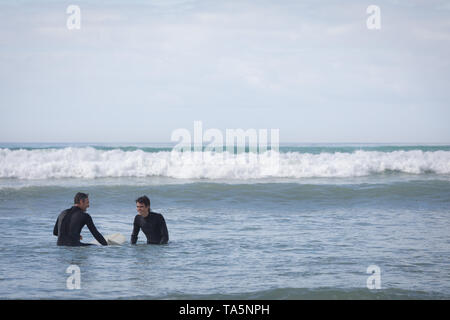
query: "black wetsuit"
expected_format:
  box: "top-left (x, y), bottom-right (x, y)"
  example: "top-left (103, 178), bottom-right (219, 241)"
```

top-left (131, 211), bottom-right (169, 244)
top-left (53, 206), bottom-right (107, 246)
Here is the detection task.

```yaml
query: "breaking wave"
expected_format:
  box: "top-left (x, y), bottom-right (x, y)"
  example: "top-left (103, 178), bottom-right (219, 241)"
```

top-left (0, 147), bottom-right (449, 180)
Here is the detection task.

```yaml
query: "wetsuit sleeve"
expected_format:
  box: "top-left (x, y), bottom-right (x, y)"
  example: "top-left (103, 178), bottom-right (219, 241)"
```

top-left (131, 216), bottom-right (140, 245)
top-left (86, 214), bottom-right (108, 246)
top-left (160, 216), bottom-right (169, 244)
top-left (53, 218), bottom-right (59, 236)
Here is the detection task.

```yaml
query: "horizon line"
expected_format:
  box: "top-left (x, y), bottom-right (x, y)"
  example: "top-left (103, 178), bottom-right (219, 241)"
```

top-left (1, 141), bottom-right (450, 145)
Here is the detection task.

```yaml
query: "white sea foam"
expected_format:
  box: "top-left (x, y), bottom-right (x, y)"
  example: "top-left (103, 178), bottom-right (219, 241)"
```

top-left (0, 147), bottom-right (449, 180)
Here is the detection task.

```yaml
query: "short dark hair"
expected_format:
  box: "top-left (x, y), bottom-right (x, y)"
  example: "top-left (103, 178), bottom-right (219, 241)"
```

top-left (74, 192), bottom-right (89, 204)
top-left (135, 195), bottom-right (150, 207)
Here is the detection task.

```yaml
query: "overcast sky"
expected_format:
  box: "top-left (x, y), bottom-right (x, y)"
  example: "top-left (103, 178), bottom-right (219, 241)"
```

top-left (0, 0), bottom-right (449, 143)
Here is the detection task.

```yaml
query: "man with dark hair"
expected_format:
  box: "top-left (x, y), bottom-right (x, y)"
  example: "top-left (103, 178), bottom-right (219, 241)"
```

top-left (53, 192), bottom-right (108, 246)
top-left (131, 195), bottom-right (169, 245)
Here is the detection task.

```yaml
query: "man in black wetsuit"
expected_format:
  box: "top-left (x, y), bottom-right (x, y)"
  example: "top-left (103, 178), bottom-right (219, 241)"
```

top-left (53, 193), bottom-right (108, 246)
top-left (131, 196), bottom-right (169, 245)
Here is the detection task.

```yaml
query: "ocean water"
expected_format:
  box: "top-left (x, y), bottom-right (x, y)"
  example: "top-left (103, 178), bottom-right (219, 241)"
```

top-left (0, 143), bottom-right (449, 299)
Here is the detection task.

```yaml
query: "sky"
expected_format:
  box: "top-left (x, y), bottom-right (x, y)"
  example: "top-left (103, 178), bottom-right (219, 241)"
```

top-left (0, 0), bottom-right (449, 143)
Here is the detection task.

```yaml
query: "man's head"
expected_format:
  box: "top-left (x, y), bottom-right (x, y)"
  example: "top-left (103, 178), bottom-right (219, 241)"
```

top-left (74, 192), bottom-right (90, 212)
top-left (136, 195), bottom-right (150, 216)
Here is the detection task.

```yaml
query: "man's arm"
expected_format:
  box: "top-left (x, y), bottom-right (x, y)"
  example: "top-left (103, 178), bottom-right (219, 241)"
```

top-left (53, 218), bottom-right (59, 236)
top-left (131, 216), bottom-right (140, 244)
top-left (159, 216), bottom-right (169, 244)
top-left (85, 215), bottom-right (108, 246)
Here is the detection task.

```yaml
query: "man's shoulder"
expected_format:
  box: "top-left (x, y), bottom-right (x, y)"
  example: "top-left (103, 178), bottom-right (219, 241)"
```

top-left (58, 207), bottom-right (73, 217)
top-left (150, 211), bottom-right (165, 220)
top-left (73, 208), bottom-right (91, 219)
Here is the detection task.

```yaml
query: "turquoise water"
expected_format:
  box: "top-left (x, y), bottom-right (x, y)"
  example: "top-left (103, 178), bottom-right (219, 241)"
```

top-left (0, 144), bottom-right (449, 299)
top-left (2, 142), bottom-right (450, 154)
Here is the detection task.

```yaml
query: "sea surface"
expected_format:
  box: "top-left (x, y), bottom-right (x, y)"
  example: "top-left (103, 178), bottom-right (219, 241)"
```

top-left (0, 143), bottom-right (449, 299)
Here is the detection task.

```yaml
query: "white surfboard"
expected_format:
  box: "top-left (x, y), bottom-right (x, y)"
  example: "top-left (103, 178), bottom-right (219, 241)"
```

top-left (91, 233), bottom-right (126, 245)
